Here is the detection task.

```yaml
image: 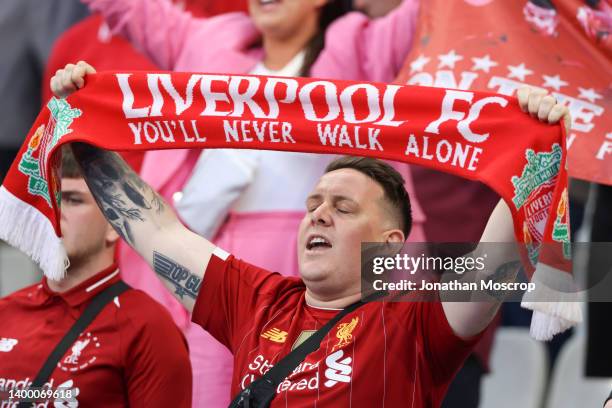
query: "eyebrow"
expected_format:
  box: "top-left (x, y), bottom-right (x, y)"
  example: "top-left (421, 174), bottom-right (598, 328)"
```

top-left (305, 194), bottom-right (359, 205)
top-left (61, 190), bottom-right (86, 196)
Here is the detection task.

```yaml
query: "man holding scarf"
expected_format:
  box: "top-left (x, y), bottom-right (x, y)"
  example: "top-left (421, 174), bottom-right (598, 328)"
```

top-left (47, 61), bottom-right (569, 407)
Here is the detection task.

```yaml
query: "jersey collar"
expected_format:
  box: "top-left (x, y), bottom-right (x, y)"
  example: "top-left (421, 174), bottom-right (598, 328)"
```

top-left (37, 263), bottom-right (121, 308)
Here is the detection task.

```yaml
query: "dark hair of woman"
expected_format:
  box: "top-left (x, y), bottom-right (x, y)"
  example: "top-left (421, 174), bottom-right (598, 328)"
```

top-left (300, 0), bottom-right (353, 76)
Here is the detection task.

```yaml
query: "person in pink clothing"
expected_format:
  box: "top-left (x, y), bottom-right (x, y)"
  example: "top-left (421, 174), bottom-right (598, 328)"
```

top-left (79, 0), bottom-right (425, 405)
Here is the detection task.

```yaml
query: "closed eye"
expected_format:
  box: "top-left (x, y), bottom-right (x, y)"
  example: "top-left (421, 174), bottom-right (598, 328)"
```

top-left (306, 199), bottom-right (322, 213)
top-left (63, 197), bottom-right (83, 204)
top-left (61, 192), bottom-right (85, 205)
top-left (307, 205), bottom-right (319, 213)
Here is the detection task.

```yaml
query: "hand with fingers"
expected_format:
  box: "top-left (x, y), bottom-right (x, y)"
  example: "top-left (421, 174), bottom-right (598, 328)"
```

top-left (50, 61), bottom-right (97, 99)
top-left (516, 86), bottom-right (572, 132)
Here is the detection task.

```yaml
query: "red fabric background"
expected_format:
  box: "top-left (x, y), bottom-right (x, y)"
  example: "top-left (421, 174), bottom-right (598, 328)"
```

top-left (396, 0), bottom-right (611, 186)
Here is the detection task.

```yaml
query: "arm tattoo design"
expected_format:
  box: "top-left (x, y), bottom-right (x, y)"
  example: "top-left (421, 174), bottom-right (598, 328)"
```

top-left (153, 251), bottom-right (202, 299)
top-left (71, 143), bottom-right (166, 246)
top-left (484, 260), bottom-right (523, 301)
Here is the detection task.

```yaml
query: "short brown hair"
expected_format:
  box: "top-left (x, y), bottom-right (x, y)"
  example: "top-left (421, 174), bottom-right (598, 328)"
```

top-left (325, 156), bottom-right (412, 238)
top-left (60, 146), bottom-right (82, 179)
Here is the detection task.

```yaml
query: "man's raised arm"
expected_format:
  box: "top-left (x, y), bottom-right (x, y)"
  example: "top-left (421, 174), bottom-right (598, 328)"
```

top-left (441, 199), bottom-right (520, 339)
top-left (441, 87), bottom-right (570, 339)
top-left (51, 61), bottom-right (214, 311)
top-left (71, 143), bottom-right (214, 312)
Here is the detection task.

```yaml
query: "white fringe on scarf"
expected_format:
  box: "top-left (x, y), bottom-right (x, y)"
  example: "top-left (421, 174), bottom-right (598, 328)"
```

top-left (521, 262), bottom-right (583, 340)
top-left (0, 186), bottom-right (68, 281)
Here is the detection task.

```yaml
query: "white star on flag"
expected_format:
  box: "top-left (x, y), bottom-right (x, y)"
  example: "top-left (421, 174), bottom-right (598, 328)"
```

top-left (578, 87), bottom-right (603, 103)
top-left (471, 55), bottom-right (498, 73)
top-left (410, 54), bottom-right (430, 74)
top-left (542, 74), bottom-right (568, 91)
top-left (438, 50), bottom-right (463, 69)
top-left (507, 63), bottom-right (534, 81)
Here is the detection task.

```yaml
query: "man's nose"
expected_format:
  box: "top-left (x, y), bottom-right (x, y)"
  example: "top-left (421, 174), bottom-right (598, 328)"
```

top-left (311, 203), bottom-right (332, 226)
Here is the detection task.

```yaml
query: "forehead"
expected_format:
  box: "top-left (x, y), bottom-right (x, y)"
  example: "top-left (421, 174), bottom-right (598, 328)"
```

top-left (310, 168), bottom-right (384, 201)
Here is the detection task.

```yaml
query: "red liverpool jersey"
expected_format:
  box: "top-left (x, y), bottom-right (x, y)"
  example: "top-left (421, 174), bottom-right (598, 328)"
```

top-left (192, 249), bottom-right (483, 407)
top-left (0, 264), bottom-right (192, 407)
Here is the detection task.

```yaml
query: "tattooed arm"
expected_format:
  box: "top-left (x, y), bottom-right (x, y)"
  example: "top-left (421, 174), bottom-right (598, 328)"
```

top-left (71, 142), bottom-right (214, 312)
top-left (52, 62), bottom-right (212, 311)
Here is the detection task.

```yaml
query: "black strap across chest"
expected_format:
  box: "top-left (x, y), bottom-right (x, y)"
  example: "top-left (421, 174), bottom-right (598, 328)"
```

top-left (17, 280), bottom-right (130, 408)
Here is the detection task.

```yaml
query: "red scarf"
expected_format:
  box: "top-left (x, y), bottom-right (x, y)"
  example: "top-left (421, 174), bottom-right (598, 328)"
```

top-left (0, 72), bottom-right (577, 339)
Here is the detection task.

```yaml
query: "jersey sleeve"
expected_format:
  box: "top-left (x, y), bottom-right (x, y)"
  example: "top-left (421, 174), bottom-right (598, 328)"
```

top-left (191, 248), bottom-right (298, 353)
top-left (121, 292), bottom-right (193, 407)
top-left (416, 301), bottom-right (484, 386)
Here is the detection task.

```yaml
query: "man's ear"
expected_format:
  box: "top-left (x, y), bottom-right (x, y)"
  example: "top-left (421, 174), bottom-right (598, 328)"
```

top-left (105, 223), bottom-right (120, 246)
top-left (384, 229), bottom-right (405, 244)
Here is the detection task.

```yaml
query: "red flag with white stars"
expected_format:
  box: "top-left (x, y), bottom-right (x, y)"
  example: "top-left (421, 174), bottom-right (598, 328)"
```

top-left (396, 0), bottom-right (612, 186)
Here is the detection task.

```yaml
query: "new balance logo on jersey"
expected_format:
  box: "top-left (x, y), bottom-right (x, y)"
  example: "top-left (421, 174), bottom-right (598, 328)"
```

top-left (324, 349), bottom-right (352, 387)
top-left (0, 338), bottom-right (18, 352)
top-left (261, 328), bottom-right (288, 343)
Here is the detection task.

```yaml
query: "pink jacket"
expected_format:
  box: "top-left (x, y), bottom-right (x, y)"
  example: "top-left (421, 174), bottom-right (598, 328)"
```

top-left (87, 0), bottom-right (419, 80)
